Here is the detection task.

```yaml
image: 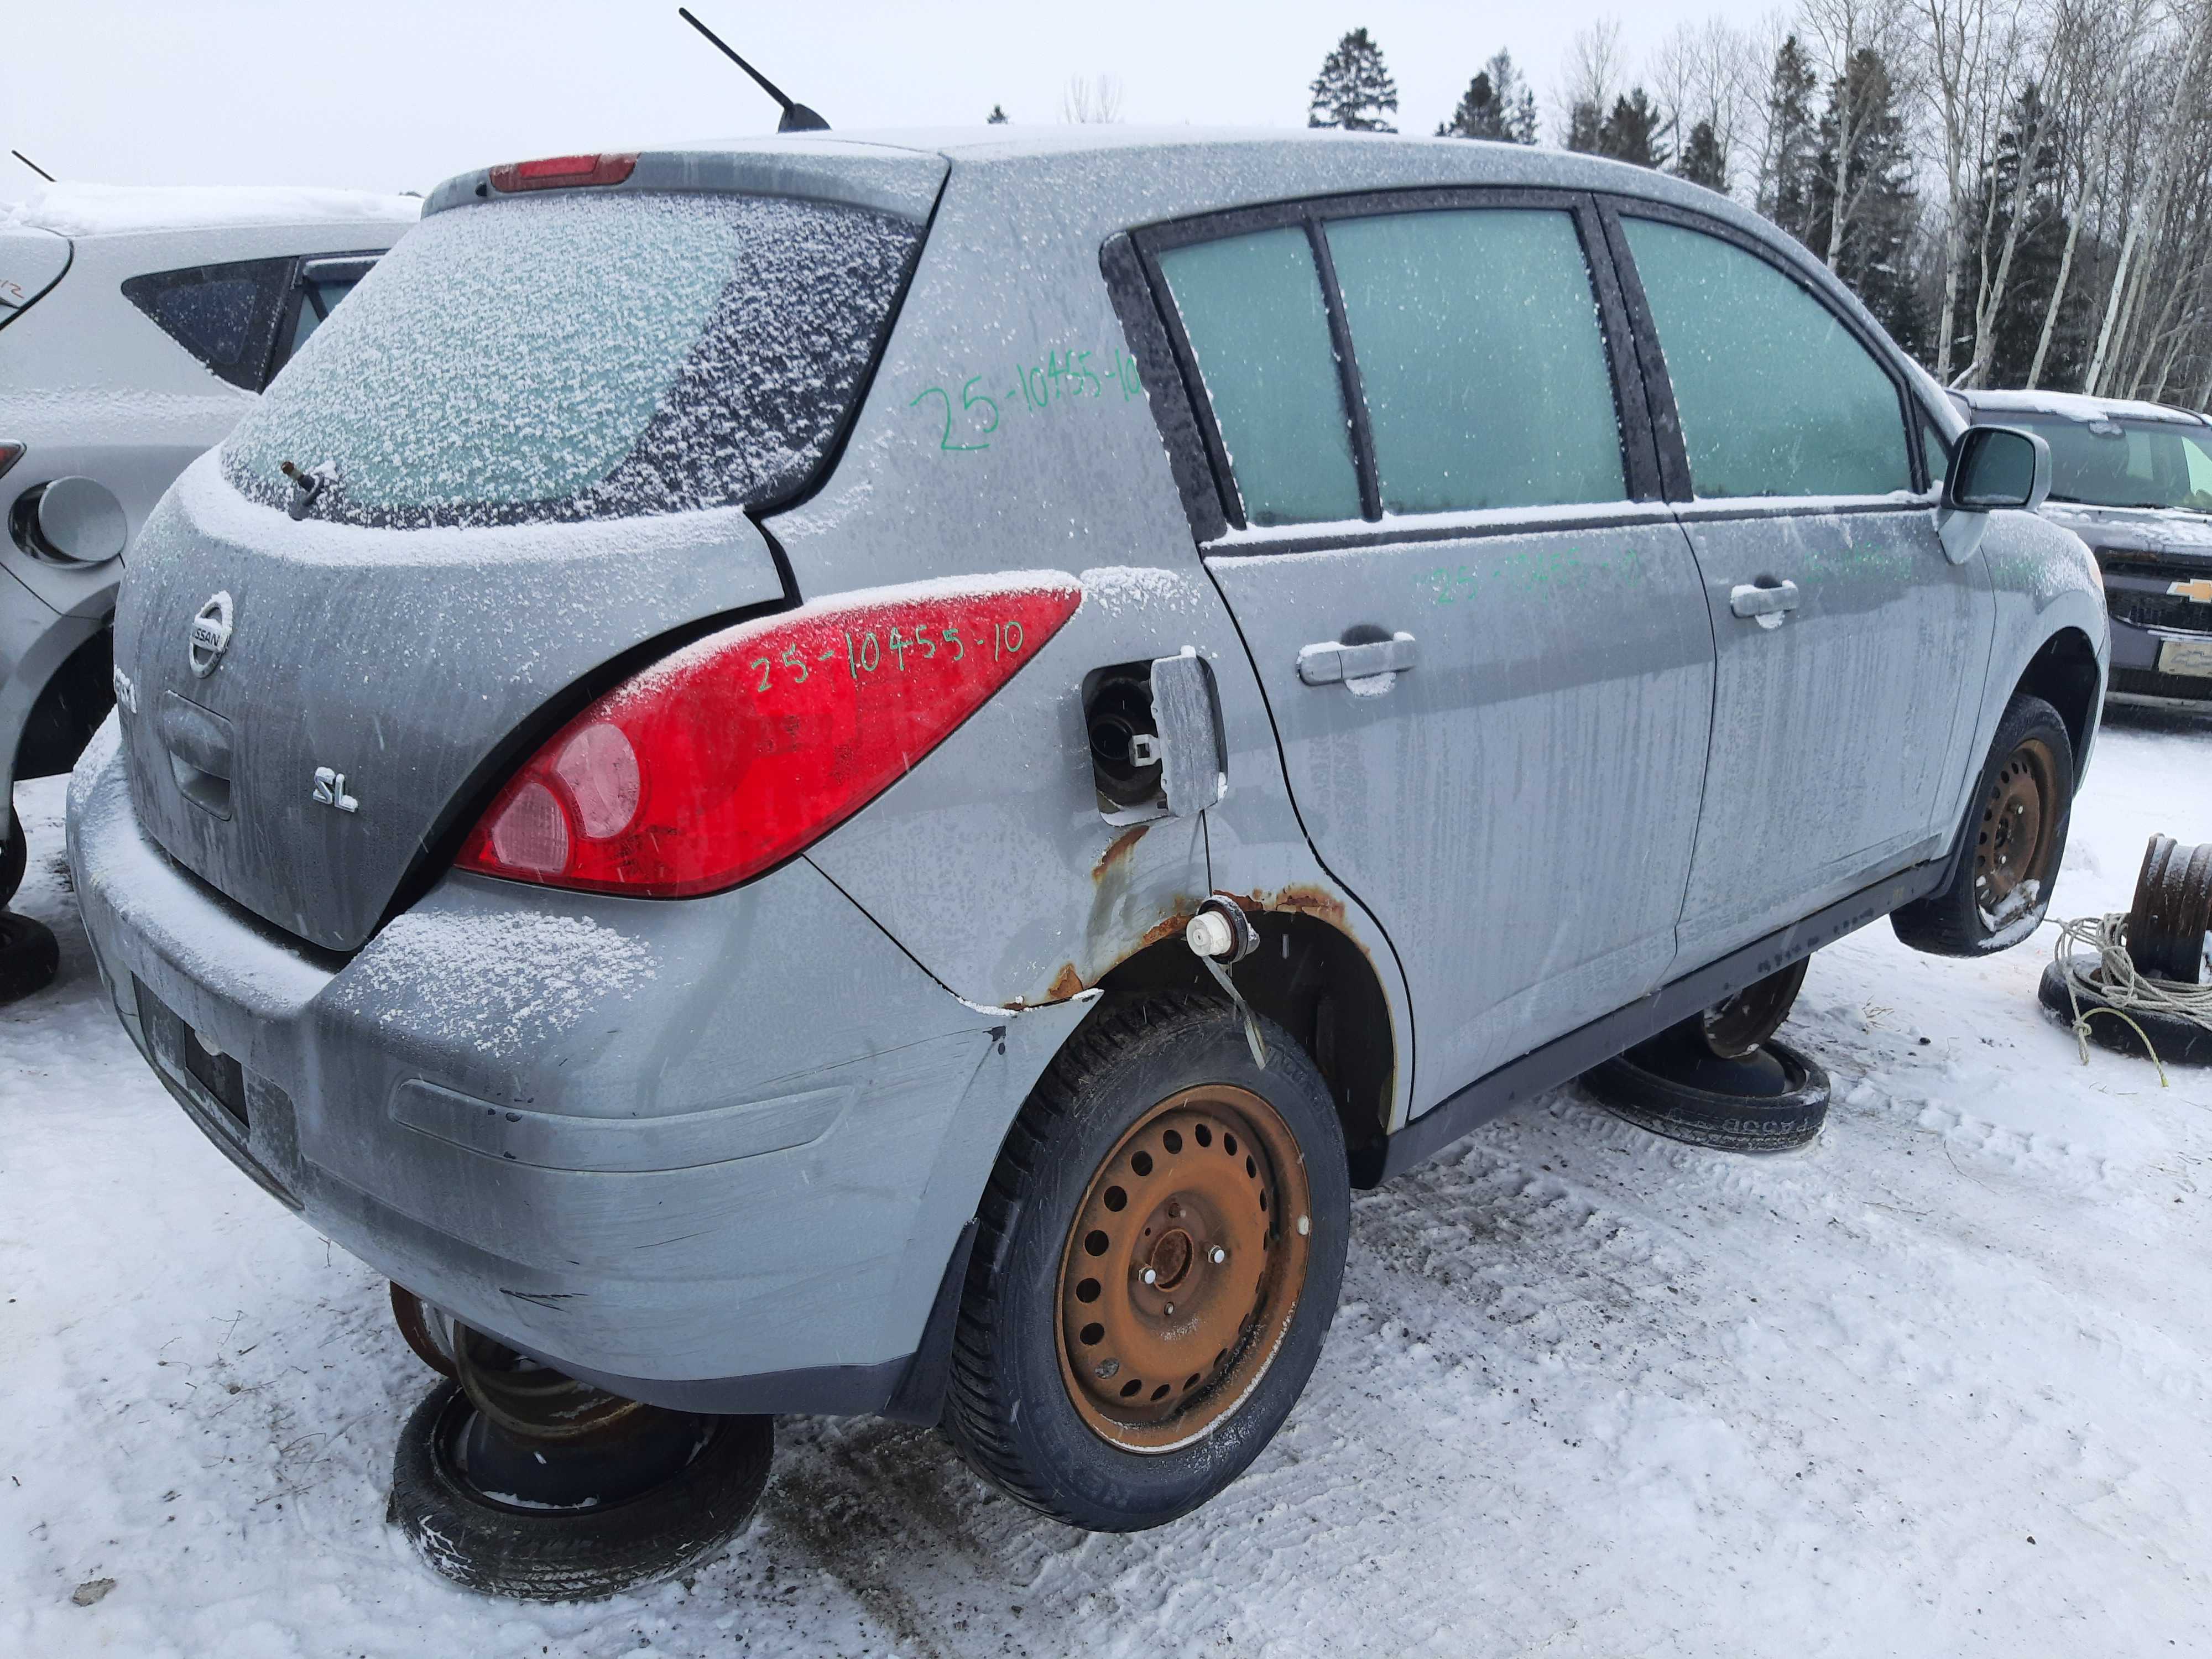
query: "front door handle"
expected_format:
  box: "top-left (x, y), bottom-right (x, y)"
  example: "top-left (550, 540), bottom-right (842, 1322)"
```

top-left (1729, 579), bottom-right (1801, 629)
top-left (1298, 632), bottom-right (1417, 696)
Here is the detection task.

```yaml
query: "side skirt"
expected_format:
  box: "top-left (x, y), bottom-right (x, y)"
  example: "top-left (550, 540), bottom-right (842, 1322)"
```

top-left (1352, 860), bottom-right (1947, 1188)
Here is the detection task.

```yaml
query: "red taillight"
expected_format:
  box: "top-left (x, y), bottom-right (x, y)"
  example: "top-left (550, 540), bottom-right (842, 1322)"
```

top-left (487, 152), bottom-right (640, 192)
top-left (457, 575), bottom-right (1084, 898)
top-left (0, 441), bottom-right (22, 480)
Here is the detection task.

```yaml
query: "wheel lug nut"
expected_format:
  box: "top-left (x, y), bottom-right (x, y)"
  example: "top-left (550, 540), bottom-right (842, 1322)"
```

top-left (1209, 1246), bottom-right (1227, 1265)
top-left (1140, 1267), bottom-right (1157, 1286)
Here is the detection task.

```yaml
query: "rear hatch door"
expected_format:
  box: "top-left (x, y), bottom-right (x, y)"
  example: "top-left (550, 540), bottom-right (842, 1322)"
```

top-left (112, 145), bottom-right (944, 951)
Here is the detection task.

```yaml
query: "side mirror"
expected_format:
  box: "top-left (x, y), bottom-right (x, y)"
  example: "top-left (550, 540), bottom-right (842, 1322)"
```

top-left (1937, 425), bottom-right (2051, 563)
top-left (1947, 425), bottom-right (2050, 512)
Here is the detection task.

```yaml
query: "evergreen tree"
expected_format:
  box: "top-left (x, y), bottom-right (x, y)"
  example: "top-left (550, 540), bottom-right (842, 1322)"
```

top-left (1565, 100), bottom-right (1605, 155)
top-left (1308, 28), bottom-right (1399, 132)
top-left (986, 105), bottom-right (1009, 125)
top-left (1438, 71), bottom-right (1504, 139)
top-left (1953, 83), bottom-right (2081, 385)
top-left (1759, 35), bottom-right (1819, 243)
top-left (1803, 47), bottom-right (1924, 357)
top-left (1677, 120), bottom-right (1728, 192)
top-left (1437, 50), bottom-right (1537, 144)
top-left (1597, 89), bottom-right (1671, 168)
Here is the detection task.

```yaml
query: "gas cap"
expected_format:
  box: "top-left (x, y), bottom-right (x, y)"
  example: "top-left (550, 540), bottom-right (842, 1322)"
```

top-left (12, 476), bottom-right (127, 565)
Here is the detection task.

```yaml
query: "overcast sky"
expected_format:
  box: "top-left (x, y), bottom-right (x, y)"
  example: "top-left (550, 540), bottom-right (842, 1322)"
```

top-left (3, 1), bottom-right (1791, 202)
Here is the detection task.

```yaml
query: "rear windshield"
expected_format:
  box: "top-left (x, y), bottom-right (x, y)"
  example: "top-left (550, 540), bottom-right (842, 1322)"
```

top-left (2007, 412), bottom-right (2212, 514)
top-left (221, 191), bottom-right (919, 528)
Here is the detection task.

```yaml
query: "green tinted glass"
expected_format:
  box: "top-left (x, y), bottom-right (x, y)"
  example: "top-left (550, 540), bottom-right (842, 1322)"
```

top-left (1159, 228), bottom-right (1361, 526)
top-left (1326, 208), bottom-right (1624, 514)
top-left (1624, 217), bottom-right (1908, 498)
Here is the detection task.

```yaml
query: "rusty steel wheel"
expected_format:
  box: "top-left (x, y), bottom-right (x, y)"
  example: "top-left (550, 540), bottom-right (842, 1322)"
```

top-left (1893, 695), bottom-right (2075, 958)
top-left (1974, 735), bottom-right (2061, 930)
top-left (943, 993), bottom-right (1349, 1532)
top-left (1055, 1085), bottom-right (1312, 1453)
top-left (1696, 958), bottom-right (1810, 1060)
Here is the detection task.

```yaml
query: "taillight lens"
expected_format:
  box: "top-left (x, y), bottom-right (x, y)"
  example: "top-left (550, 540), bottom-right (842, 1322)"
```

top-left (457, 575), bottom-right (1083, 898)
top-left (487, 153), bottom-right (640, 192)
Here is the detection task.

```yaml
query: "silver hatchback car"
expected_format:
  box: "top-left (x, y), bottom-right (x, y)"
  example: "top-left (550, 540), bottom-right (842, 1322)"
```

top-left (69, 130), bottom-right (2105, 1532)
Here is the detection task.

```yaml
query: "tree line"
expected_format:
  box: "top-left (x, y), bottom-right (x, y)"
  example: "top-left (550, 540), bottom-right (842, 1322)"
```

top-left (1302, 4), bottom-right (2212, 408)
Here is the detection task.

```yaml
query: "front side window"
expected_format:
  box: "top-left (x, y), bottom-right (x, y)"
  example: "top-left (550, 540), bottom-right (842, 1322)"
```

top-left (1623, 217), bottom-right (1910, 499)
top-left (1156, 227), bottom-right (1361, 528)
top-left (1325, 208), bottom-right (1625, 515)
top-left (280, 275), bottom-right (363, 371)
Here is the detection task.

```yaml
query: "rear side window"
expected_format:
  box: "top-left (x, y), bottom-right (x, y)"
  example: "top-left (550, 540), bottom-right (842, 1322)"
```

top-left (222, 192), bottom-right (920, 529)
top-left (1325, 208), bottom-right (1624, 514)
top-left (122, 258), bottom-right (294, 392)
top-left (1623, 217), bottom-right (1909, 499)
top-left (1155, 228), bottom-right (1362, 528)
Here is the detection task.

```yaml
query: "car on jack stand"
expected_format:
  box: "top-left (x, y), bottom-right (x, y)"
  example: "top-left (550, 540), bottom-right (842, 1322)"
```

top-left (1951, 388), bottom-right (2212, 716)
top-left (67, 131), bottom-right (2106, 1592)
top-left (1, 182), bottom-right (414, 942)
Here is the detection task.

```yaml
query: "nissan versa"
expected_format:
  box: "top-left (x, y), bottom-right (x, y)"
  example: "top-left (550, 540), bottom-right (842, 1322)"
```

top-left (68, 130), bottom-right (2107, 1541)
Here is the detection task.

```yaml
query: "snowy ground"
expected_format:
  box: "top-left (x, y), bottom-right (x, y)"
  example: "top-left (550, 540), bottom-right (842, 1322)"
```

top-left (5, 709), bottom-right (2211, 1657)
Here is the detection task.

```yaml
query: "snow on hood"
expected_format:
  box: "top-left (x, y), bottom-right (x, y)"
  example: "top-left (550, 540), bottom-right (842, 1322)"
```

top-left (0, 181), bottom-right (420, 238)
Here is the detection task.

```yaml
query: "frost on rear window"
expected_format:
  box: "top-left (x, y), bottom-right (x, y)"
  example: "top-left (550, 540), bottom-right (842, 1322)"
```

top-left (221, 191), bottom-right (917, 528)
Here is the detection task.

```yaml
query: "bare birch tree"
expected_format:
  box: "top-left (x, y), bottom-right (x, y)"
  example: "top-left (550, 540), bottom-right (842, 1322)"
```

top-left (1802, 0), bottom-right (1916, 276)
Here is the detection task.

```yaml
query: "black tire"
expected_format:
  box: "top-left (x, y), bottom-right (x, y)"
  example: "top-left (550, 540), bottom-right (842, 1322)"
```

top-left (0, 911), bottom-right (60, 1007)
top-left (2038, 959), bottom-right (2212, 1067)
top-left (1892, 693), bottom-right (2075, 957)
top-left (388, 1382), bottom-right (773, 1601)
top-left (1584, 1036), bottom-right (1830, 1152)
top-left (0, 806), bottom-right (24, 910)
top-left (942, 993), bottom-right (1350, 1532)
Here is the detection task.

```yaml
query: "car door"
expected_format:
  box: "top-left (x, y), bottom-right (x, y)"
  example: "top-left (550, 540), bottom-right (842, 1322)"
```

top-left (1140, 194), bottom-right (1715, 1101)
top-left (1609, 207), bottom-right (1994, 968)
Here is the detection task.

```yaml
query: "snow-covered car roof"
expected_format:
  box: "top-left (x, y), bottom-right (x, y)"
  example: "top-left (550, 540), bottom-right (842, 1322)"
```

top-left (0, 181), bottom-right (420, 239)
top-left (1955, 385), bottom-right (2210, 427)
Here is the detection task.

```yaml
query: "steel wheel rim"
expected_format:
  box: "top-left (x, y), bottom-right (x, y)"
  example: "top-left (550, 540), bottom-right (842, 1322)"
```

top-left (1975, 736), bottom-right (2058, 920)
top-left (1055, 1084), bottom-right (1312, 1453)
top-left (1699, 959), bottom-right (1808, 1059)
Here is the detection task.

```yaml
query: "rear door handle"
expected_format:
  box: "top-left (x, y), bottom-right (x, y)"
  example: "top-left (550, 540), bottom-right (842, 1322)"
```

top-left (1729, 580), bottom-right (1801, 628)
top-left (1298, 632), bottom-right (1417, 695)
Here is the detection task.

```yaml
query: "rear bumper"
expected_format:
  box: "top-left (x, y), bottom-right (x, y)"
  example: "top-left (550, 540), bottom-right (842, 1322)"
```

top-left (66, 725), bottom-right (1092, 1413)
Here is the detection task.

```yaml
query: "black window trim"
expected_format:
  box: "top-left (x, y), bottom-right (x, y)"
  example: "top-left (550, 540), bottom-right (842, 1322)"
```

top-left (1598, 195), bottom-right (1939, 511)
top-left (1116, 185), bottom-right (1668, 551)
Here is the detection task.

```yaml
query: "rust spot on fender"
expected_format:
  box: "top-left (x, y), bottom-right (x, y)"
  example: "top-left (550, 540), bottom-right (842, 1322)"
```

top-left (1048, 963), bottom-right (1087, 1001)
top-left (1093, 823), bottom-right (1150, 883)
top-left (1136, 911), bottom-right (1192, 952)
top-left (1219, 884), bottom-right (1350, 929)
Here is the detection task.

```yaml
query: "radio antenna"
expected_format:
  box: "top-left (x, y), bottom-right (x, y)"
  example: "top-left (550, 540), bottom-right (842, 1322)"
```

top-left (677, 9), bottom-right (830, 132)
top-left (11, 150), bottom-right (55, 182)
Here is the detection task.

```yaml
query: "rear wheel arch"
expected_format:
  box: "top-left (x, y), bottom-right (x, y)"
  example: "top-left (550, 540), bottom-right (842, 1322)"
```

top-left (1090, 911), bottom-right (1395, 1171)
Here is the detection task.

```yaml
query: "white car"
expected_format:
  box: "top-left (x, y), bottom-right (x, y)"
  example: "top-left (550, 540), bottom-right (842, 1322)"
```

top-left (1, 183), bottom-right (417, 904)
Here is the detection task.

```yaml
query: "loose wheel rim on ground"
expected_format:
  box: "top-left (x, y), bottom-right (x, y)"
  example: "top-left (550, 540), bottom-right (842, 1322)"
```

top-left (1975, 736), bottom-right (2059, 928)
top-left (1055, 1083), bottom-right (1311, 1453)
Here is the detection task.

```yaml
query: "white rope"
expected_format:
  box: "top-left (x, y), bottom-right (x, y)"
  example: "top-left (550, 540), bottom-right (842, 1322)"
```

top-left (2048, 912), bottom-right (2212, 1085)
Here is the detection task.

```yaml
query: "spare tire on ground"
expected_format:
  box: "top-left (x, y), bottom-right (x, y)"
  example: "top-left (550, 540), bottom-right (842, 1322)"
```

top-left (389, 1381), bottom-right (774, 1601)
top-left (1584, 1035), bottom-right (1830, 1153)
top-left (0, 911), bottom-right (60, 1006)
top-left (2037, 958), bottom-right (2212, 1067)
